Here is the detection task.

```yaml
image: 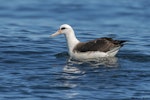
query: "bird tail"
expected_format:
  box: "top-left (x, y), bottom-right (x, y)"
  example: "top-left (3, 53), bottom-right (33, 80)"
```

top-left (120, 40), bottom-right (127, 47)
top-left (115, 40), bottom-right (127, 47)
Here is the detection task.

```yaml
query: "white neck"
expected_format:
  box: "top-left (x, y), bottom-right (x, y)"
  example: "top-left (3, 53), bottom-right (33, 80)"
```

top-left (64, 30), bottom-right (79, 55)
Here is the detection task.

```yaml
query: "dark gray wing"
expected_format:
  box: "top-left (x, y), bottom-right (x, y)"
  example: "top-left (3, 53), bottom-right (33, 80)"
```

top-left (74, 37), bottom-right (126, 52)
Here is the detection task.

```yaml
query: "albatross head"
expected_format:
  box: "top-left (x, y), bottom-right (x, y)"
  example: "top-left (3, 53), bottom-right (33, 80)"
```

top-left (51, 24), bottom-right (74, 37)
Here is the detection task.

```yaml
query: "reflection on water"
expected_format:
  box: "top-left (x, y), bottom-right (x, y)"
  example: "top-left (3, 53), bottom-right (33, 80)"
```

top-left (61, 57), bottom-right (119, 99)
top-left (67, 57), bottom-right (118, 67)
top-left (63, 65), bottom-right (84, 74)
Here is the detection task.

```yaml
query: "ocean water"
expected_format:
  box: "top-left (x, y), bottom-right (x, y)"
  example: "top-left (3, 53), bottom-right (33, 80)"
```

top-left (0, 0), bottom-right (150, 100)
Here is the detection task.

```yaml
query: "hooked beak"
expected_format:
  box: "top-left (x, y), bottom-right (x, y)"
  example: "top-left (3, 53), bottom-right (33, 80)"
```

top-left (50, 29), bottom-right (61, 37)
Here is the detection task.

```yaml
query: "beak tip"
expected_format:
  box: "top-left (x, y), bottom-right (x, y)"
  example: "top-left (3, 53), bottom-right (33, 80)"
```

top-left (50, 34), bottom-right (56, 37)
top-left (50, 30), bottom-right (61, 38)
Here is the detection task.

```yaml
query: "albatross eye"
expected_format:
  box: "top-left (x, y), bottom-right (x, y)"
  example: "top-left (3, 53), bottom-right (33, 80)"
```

top-left (61, 27), bottom-right (66, 30)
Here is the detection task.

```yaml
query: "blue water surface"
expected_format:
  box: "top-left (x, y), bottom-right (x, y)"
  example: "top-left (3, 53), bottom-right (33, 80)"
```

top-left (0, 0), bottom-right (150, 100)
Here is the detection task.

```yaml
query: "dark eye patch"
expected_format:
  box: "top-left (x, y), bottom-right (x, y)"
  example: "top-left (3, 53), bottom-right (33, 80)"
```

top-left (61, 27), bottom-right (66, 30)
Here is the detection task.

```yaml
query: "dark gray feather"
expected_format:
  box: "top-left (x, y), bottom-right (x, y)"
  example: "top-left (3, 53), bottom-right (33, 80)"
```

top-left (73, 37), bottom-right (126, 52)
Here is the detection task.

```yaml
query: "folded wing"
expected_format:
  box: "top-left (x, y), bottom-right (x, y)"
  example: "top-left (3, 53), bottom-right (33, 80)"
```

top-left (73, 37), bottom-right (126, 52)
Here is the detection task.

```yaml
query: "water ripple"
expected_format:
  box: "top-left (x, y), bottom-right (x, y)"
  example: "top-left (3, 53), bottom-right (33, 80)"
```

top-left (0, 0), bottom-right (150, 100)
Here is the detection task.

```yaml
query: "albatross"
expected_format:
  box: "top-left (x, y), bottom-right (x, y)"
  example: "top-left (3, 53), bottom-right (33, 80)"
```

top-left (51, 24), bottom-right (126, 60)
